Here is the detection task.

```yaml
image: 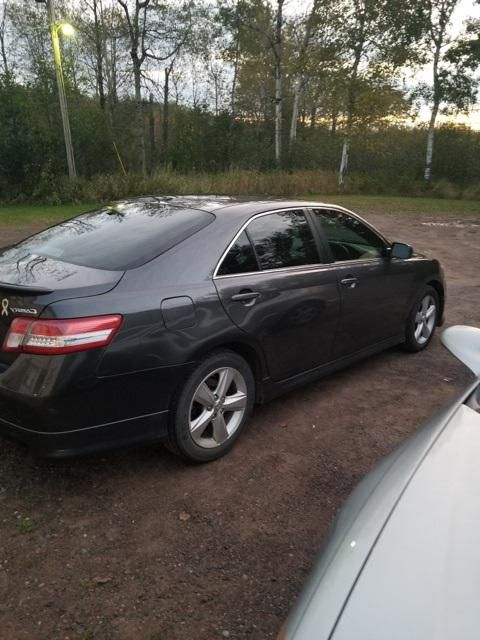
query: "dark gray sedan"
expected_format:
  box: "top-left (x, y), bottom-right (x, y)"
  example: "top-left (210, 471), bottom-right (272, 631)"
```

top-left (280, 325), bottom-right (480, 640)
top-left (0, 197), bottom-right (444, 461)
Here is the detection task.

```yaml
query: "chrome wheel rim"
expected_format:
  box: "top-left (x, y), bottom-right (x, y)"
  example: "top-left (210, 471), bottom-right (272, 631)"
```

top-left (414, 294), bottom-right (436, 345)
top-left (189, 367), bottom-right (248, 449)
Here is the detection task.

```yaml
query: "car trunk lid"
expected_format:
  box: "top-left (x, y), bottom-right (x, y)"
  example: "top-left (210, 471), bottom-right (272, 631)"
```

top-left (0, 254), bottom-right (123, 368)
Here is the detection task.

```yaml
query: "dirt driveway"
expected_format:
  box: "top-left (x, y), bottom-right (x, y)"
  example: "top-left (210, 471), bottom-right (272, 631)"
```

top-left (0, 209), bottom-right (479, 640)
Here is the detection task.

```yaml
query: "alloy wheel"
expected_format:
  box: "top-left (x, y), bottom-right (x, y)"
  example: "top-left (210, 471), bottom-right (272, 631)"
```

top-left (414, 294), bottom-right (437, 345)
top-left (188, 367), bottom-right (248, 449)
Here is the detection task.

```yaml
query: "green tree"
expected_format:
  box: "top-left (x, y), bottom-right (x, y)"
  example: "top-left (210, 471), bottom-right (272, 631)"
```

top-left (337, 0), bottom-right (426, 186)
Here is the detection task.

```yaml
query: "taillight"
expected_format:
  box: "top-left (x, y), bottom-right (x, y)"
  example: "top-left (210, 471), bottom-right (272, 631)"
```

top-left (2, 315), bottom-right (122, 355)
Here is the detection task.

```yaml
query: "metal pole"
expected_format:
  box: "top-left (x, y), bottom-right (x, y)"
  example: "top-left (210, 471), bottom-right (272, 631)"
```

top-left (47, 0), bottom-right (77, 179)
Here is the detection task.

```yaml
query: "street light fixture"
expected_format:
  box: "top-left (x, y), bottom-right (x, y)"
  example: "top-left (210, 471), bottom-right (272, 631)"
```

top-left (59, 23), bottom-right (75, 38)
top-left (36, 0), bottom-right (77, 179)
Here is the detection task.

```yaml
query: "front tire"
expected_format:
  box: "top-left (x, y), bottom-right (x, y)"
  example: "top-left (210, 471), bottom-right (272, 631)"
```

top-left (168, 350), bottom-right (255, 463)
top-left (403, 286), bottom-right (439, 352)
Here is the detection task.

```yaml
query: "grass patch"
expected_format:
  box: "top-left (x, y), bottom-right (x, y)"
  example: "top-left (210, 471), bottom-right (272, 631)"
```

top-left (0, 203), bottom-right (96, 226)
top-left (318, 195), bottom-right (480, 217)
top-left (4, 168), bottom-right (480, 207)
top-left (0, 195), bottom-right (478, 231)
top-left (15, 516), bottom-right (35, 534)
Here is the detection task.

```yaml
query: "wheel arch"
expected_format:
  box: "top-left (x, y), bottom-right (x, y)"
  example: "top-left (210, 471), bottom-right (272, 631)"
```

top-left (190, 340), bottom-right (267, 403)
top-left (426, 279), bottom-right (445, 325)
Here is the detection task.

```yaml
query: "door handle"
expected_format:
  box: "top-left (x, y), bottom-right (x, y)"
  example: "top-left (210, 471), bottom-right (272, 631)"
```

top-left (231, 291), bottom-right (260, 305)
top-left (340, 277), bottom-right (358, 289)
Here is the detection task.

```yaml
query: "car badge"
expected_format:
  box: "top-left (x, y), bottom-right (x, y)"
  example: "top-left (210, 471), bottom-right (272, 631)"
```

top-left (1, 298), bottom-right (8, 317)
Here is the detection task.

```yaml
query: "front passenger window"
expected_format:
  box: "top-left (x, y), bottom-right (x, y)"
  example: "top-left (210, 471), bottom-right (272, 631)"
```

top-left (313, 209), bottom-right (386, 261)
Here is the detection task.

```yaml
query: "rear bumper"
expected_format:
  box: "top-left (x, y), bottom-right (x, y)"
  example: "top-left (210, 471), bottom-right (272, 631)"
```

top-left (0, 410), bottom-right (169, 458)
top-left (0, 354), bottom-right (194, 457)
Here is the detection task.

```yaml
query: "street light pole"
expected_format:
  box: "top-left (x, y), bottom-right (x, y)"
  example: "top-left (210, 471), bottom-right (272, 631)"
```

top-left (46, 0), bottom-right (77, 179)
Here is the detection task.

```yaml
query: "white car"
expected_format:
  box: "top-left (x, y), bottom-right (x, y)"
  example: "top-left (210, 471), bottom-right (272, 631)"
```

top-left (280, 325), bottom-right (480, 640)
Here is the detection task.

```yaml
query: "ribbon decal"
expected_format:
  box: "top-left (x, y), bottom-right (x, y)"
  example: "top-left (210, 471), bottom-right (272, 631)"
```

top-left (1, 298), bottom-right (9, 317)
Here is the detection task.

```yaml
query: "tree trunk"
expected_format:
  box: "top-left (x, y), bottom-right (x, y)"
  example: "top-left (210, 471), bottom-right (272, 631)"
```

top-left (288, 0), bottom-right (320, 149)
top-left (230, 13), bottom-right (240, 117)
top-left (0, 3), bottom-right (9, 76)
top-left (274, 63), bottom-right (282, 166)
top-left (331, 111), bottom-right (337, 136)
top-left (338, 81), bottom-right (356, 186)
top-left (162, 65), bottom-right (171, 156)
top-left (148, 92), bottom-right (155, 174)
top-left (338, 45), bottom-right (362, 186)
top-left (273, 0), bottom-right (284, 167)
top-left (301, 107), bottom-right (306, 126)
top-left (338, 140), bottom-right (349, 187)
top-left (289, 77), bottom-right (302, 145)
top-left (424, 43), bottom-right (442, 182)
top-left (338, 9), bottom-right (365, 187)
top-left (213, 71), bottom-right (219, 117)
top-left (107, 36), bottom-right (118, 108)
top-left (92, 0), bottom-right (106, 111)
top-left (117, 0), bottom-right (149, 176)
top-left (424, 101), bottom-right (439, 182)
top-left (133, 63), bottom-right (147, 177)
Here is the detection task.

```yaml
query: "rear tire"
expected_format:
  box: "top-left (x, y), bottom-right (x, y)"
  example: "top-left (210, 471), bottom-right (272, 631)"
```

top-left (167, 350), bottom-right (255, 463)
top-left (402, 286), bottom-right (439, 352)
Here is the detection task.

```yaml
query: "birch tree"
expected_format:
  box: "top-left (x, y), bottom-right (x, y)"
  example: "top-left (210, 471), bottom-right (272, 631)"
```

top-left (272, 0), bottom-right (284, 166)
top-left (422, 0), bottom-right (460, 181)
top-left (287, 0), bottom-right (340, 148)
top-left (221, 0), bottom-right (285, 166)
top-left (338, 0), bottom-right (426, 186)
top-left (115, 0), bottom-right (194, 175)
top-left (421, 7), bottom-right (479, 181)
top-left (0, 1), bottom-right (10, 76)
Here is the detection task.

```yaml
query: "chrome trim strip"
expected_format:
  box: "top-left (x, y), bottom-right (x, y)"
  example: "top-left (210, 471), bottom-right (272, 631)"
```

top-left (215, 263), bottom-right (331, 280)
top-left (214, 257), bottom-right (385, 280)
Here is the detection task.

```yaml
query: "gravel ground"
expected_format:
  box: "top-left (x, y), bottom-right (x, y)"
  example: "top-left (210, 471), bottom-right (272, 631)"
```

top-left (0, 209), bottom-right (479, 640)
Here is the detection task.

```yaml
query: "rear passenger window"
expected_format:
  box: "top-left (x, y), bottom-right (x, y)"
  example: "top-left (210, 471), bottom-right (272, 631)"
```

top-left (217, 231), bottom-right (259, 276)
top-left (247, 210), bottom-right (319, 270)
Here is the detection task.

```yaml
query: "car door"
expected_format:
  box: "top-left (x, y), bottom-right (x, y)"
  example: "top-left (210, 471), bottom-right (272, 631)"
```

top-left (310, 208), bottom-right (416, 358)
top-left (214, 209), bottom-right (340, 381)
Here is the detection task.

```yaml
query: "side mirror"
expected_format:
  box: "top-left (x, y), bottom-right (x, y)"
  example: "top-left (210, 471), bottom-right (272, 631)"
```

top-left (390, 242), bottom-right (413, 259)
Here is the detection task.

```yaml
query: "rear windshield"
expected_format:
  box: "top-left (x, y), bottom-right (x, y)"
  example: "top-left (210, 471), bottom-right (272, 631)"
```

top-left (3, 202), bottom-right (214, 270)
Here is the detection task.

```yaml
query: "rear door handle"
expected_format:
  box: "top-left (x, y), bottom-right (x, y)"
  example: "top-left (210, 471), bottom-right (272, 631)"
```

top-left (340, 277), bottom-right (358, 289)
top-left (231, 291), bottom-right (260, 305)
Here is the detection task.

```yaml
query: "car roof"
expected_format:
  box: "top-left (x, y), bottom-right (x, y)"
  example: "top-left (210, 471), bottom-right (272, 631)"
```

top-left (120, 195), bottom-right (345, 222)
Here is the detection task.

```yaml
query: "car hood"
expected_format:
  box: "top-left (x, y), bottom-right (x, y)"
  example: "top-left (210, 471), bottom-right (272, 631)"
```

top-left (442, 325), bottom-right (480, 377)
top-left (285, 379), bottom-right (480, 640)
top-left (330, 400), bottom-right (480, 640)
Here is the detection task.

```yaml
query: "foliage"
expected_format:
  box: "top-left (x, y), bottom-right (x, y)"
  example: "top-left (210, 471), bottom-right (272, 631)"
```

top-left (0, 0), bottom-right (478, 197)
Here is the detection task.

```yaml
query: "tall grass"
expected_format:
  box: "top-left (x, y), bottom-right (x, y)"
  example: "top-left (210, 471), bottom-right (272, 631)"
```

top-left (5, 169), bottom-right (480, 205)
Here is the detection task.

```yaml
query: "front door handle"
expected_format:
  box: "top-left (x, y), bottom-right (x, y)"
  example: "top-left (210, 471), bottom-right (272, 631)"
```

top-left (340, 277), bottom-right (358, 289)
top-left (231, 291), bottom-right (260, 306)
